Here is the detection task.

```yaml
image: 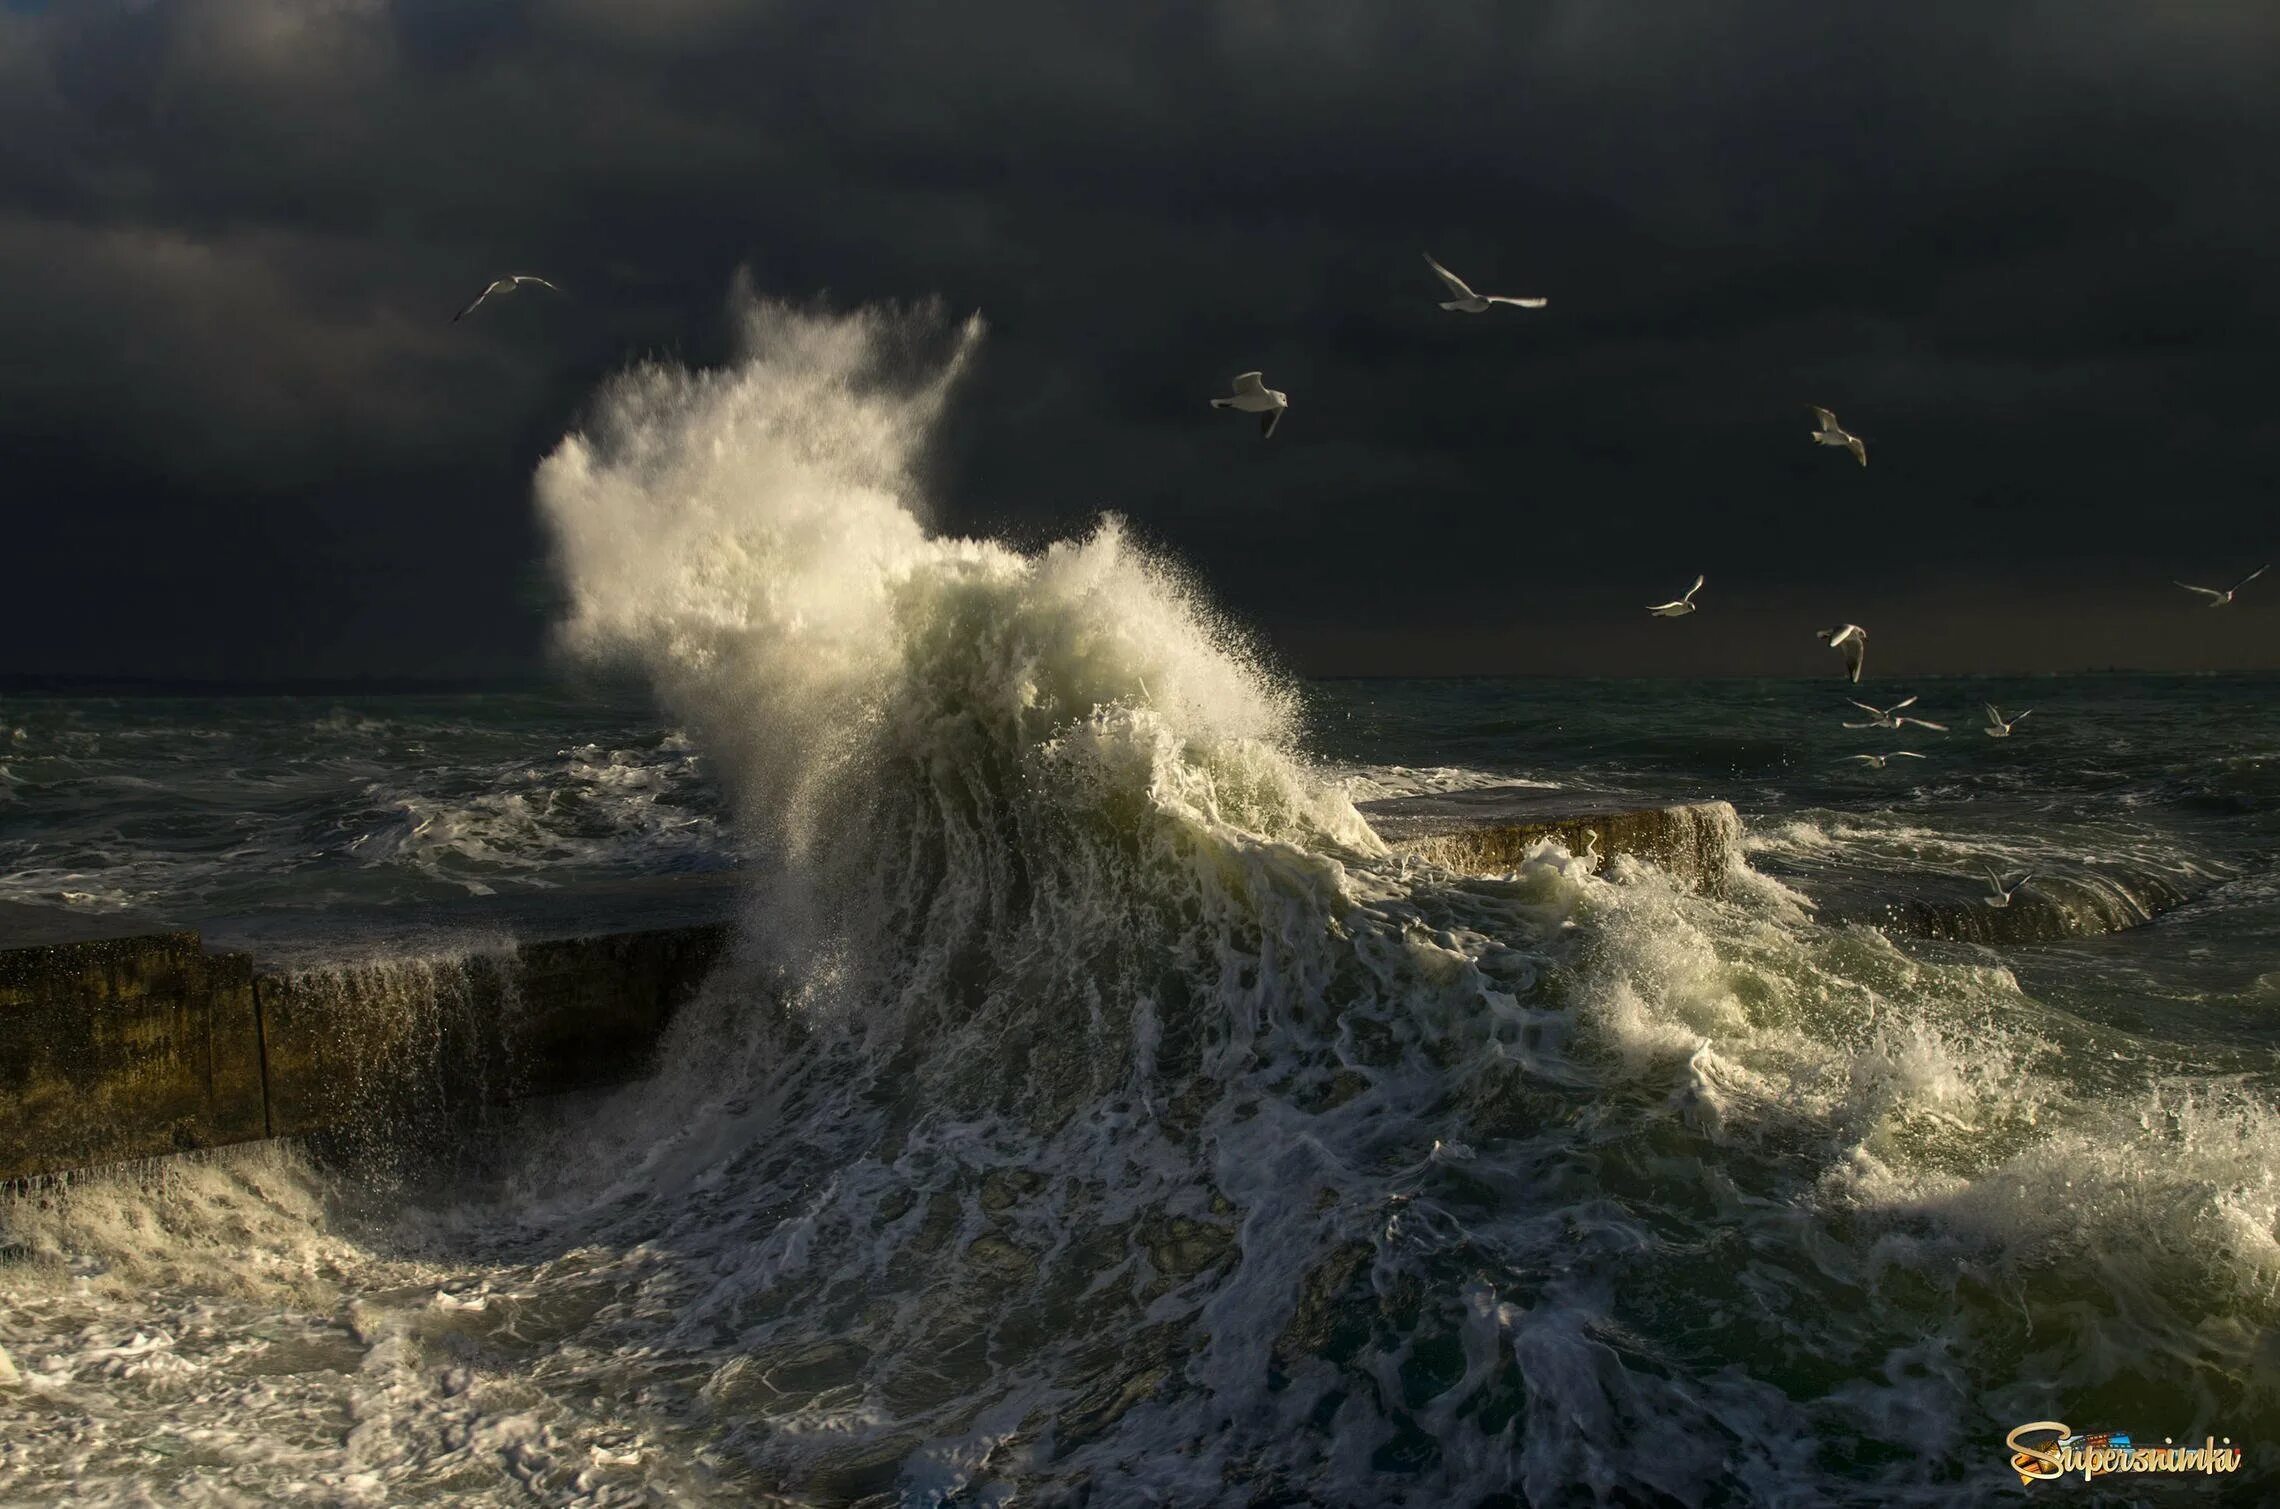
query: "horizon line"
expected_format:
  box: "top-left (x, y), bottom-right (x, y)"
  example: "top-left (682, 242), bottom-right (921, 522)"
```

top-left (4, 666), bottom-right (2276, 698)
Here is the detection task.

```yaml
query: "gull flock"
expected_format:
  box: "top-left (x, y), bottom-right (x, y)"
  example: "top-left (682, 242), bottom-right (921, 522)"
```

top-left (1179, 251), bottom-right (2264, 738)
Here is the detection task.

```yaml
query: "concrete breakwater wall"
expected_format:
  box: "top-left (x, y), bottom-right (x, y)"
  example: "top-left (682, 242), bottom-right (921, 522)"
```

top-left (6, 793), bottom-right (2194, 1181)
top-left (0, 798), bottom-right (1735, 1182)
top-left (1364, 791), bottom-right (1742, 895)
top-left (0, 924), bottom-right (728, 1183)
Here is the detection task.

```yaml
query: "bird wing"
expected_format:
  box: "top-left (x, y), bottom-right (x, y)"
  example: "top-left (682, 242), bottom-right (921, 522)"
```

top-left (1900, 717), bottom-right (1948, 731)
top-left (1846, 434), bottom-right (1867, 466)
top-left (1811, 405), bottom-right (1839, 430)
top-left (1232, 371), bottom-right (1267, 396)
top-left (1891, 751), bottom-right (1924, 759)
top-left (1984, 703), bottom-right (2003, 724)
top-left (1422, 253), bottom-right (1474, 300)
top-left (1484, 295), bottom-right (1549, 308)
top-left (452, 280), bottom-right (506, 321)
top-left (1829, 623), bottom-right (1864, 647)
top-left (1847, 700), bottom-right (1882, 715)
top-left (1260, 408), bottom-right (1282, 439)
top-left (2175, 581), bottom-right (2227, 602)
top-left (1985, 863), bottom-right (2005, 890)
top-left (1684, 574), bottom-right (1704, 601)
top-left (1842, 637), bottom-right (1866, 682)
top-left (2013, 709), bottom-right (2032, 722)
top-left (2230, 563), bottom-right (2271, 594)
top-left (1890, 695), bottom-right (1918, 712)
top-left (1849, 754), bottom-right (1879, 764)
top-left (513, 275), bottom-right (560, 291)
top-left (1647, 601), bottom-right (1683, 613)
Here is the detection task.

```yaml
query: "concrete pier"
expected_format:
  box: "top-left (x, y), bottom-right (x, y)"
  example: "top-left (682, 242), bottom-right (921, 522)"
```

top-left (1, 794), bottom-right (1745, 1181)
top-left (8, 793), bottom-right (1977, 1183)
top-left (0, 923), bottom-right (728, 1183)
top-left (1362, 787), bottom-right (1741, 894)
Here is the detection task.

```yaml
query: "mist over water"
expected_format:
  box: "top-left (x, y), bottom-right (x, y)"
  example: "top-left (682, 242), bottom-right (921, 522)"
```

top-left (3, 299), bottom-right (2277, 1505)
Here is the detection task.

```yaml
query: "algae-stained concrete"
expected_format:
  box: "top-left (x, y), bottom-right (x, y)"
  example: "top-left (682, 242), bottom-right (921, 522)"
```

top-left (0, 932), bottom-right (266, 1181)
top-left (4, 921), bottom-right (733, 1179)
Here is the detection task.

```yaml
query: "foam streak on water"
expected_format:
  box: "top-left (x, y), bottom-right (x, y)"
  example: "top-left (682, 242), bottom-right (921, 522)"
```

top-left (4, 297), bottom-right (2278, 1506)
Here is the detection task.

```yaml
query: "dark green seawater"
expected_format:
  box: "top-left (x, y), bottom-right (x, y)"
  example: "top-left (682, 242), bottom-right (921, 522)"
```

top-left (1, 674), bottom-right (2274, 1505)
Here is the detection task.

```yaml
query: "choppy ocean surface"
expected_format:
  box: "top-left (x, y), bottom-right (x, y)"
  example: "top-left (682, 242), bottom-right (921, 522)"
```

top-left (3, 302), bottom-right (2276, 1506)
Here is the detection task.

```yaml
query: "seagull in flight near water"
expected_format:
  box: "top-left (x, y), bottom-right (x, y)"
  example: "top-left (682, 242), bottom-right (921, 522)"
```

top-left (1983, 704), bottom-right (2032, 738)
top-left (1982, 865), bottom-right (2034, 908)
top-left (1421, 253), bottom-right (1547, 313)
top-left (1211, 372), bottom-right (1289, 438)
top-left (1816, 623), bottom-right (1868, 682)
top-left (1809, 406), bottom-right (1867, 467)
top-left (1847, 752), bottom-right (1924, 770)
top-left (2173, 564), bottom-right (2268, 607)
top-left (1647, 575), bottom-right (1705, 617)
top-left (453, 274), bottom-right (561, 321)
top-left (1844, 695), bottom-right (1946, 731)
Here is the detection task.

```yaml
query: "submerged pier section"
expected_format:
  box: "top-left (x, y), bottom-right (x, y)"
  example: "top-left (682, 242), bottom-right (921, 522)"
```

top-left (1362, 787), bottom-right (1742, 894)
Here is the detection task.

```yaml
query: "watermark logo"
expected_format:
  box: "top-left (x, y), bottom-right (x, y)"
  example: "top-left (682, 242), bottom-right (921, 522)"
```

top-left (2006, 1421), bottom-right (2244, 1484)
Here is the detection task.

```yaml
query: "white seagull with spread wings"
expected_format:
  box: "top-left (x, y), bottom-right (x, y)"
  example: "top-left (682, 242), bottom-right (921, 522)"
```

top-left (1848, 751), bottom-right (1925, 770)
top-left (1422, 253), bottom-right (1546, 313)
top-left (453, 274), bottom-right (561, 322)
top-left (1647, 575), bottom-right (1705, 617)
top-left (2173, 564), bottom-right (2268, 607)
top-left (1844, 695), bottom-right (1946, 731)
top-left (1983, 704), bottom-right (2032, 738)
top-left (1210, 372), bottom-right (1289, 438)
top-left (1982, 865), bottom-right (2034, 908)
top-left (1809, 406), bottom-right (1867, 466)
top-left (1816, 623), bottom-right (1868, 682)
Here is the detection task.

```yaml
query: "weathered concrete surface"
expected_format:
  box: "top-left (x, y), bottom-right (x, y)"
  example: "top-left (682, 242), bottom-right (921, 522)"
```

top-left (1361, 787), bottom-right (1741, 894)
top-left (0, 933), bottom-right (267, 1181)
top-left (3, 922), bottom-right (730, 1180)
top-left (259, 922), bottom-right (729, 1140)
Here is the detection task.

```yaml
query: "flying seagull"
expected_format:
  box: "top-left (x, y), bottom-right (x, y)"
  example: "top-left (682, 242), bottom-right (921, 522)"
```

top-left (2173, 564), bottom-right (2268, 607)
top-left (1844, 695), bottom-right (1946, 732)
top-left (453, 274), bottom-right (561, 322)
top-left (1647, 575), bottom-right (1705, 617)
top-left (1983, 704), bottom-right (2032, 738)
top-left (1847, 752), bottom-right (1925, 770)
top-left (1816, 623), bottom-right (1868, 682)
top-left (1422, 253), bottom-right (1547, 313)
top-left (1210, 371), bottom-right (1289, 438)
top-left (1982, 865), bottom-right (2034, 908)
top-left (1809, 406), bottom-right (1867, 467)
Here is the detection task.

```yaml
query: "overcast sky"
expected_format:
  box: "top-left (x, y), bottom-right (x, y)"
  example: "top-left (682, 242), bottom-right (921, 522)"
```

top-left (3, 0), bottom-right (2276, 681)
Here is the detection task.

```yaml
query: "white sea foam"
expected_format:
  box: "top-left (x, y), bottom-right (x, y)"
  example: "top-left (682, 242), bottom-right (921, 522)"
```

top-left (1338, 764), bottom-right (1556, 803)
top-left (6, 295), bottom-right (2276, 1505)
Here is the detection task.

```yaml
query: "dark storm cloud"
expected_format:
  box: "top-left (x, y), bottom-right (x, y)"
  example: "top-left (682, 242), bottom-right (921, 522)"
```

top-left (2, 0), bottom-right (2277, 679)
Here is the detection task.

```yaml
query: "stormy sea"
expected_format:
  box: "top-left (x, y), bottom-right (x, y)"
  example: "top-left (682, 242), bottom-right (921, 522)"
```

top-left (2, 304), bottom-right (2275, 1506)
